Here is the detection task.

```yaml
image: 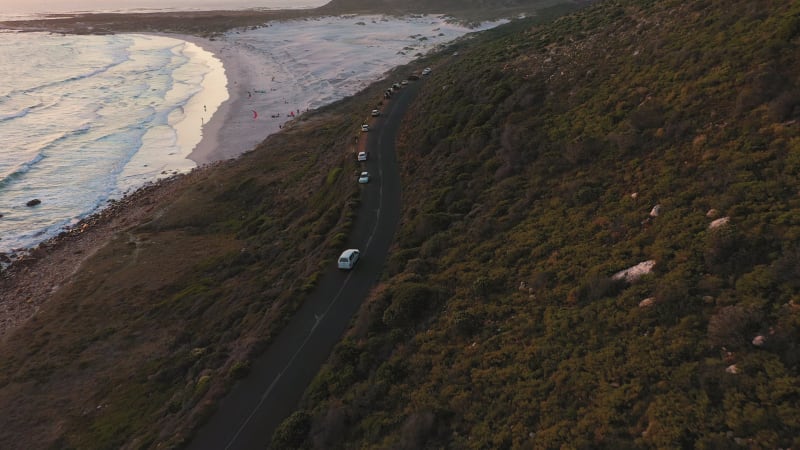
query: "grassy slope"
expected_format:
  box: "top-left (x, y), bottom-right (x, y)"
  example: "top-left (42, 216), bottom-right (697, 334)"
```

top-left (285, 0), bottom-right (800, 448)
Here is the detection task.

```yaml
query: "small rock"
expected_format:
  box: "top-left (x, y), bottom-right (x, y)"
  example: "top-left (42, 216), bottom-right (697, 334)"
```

top-left (706, 208), bottom-right (719, 218)
top-left (630, 192), bottom-right (638, 199)
top-left (649, 204), bottom-right (661, 217)
top-left (709, 217), bottom-right (730, 229)
top-left (612, 260), bottom-right (656, 282)
top-left (639, 297), bottom-right (656, 308)
top-left (725, 364), bottom-right (738, 374)
top-left (752, 335), bottom-right (766, 346)
top-left (26, 199), bottom-right (41, 207)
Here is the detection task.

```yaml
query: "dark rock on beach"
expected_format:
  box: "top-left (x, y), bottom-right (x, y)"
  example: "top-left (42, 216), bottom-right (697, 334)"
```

top-left (26, 199), bottom-right (41, 207)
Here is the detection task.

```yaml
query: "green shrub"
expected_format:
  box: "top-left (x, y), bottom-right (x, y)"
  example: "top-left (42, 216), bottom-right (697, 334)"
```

top-left (271, 410), bottom-right (312, 449)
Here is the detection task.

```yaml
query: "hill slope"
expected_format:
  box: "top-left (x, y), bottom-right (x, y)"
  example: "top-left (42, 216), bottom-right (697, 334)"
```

top-left (283, 0), bottom-right (800, 448)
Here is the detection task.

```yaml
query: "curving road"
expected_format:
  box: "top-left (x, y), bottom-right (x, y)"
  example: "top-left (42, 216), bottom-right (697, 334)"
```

top-left (186, 81), bottom-right (420, 450)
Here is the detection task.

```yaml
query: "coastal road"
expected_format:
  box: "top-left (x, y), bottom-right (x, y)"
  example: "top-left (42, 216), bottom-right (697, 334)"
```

top-left (186, 80), bottom-right (420, 450)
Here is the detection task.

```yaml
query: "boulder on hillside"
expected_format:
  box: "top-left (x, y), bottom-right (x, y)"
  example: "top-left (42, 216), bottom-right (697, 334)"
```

top-left (638, 297), bottom-right (656, 308)
top-left (612, 260), bottom-right (656, 283)
top-left (649, 204), bottom-right (661, 217)
top-left (709, 216), bottom-right (730, 229)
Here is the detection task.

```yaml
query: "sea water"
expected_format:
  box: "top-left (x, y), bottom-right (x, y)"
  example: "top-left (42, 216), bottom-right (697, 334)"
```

top-left (0, 32), bottom-right (224, 254)
top-left (0, 0), bottom-right (327, 20)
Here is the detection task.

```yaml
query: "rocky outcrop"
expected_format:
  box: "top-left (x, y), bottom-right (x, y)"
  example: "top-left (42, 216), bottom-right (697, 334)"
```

top-left (612, 260), bottom-right (656, 283)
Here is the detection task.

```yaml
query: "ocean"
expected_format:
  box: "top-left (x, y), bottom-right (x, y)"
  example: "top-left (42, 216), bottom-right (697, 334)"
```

top-left (0, 0), bottom-right (326, 20)
top-left (0, 0), bottom-right (327, 256)
top-left (0, 32), bottom-right (224, 255)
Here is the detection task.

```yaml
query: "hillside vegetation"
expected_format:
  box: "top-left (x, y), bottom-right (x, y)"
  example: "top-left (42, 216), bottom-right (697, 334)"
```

top-left (281, 0), bottom-right (800, 448)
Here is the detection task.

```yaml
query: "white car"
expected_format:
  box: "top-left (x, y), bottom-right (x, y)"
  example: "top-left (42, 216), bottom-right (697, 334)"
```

top-left (422, 67), bottom-right (431, 75)
top-left (358, 171), bottom-right (370, 184)
top-left (401, 80), bottom-right (408, 86)
top-left (357, 151), bottom-right (368, 161)
top-left (361, 124), bottom-right (369, 132)
top-left (338, 249), bottom-right (360, 269)
top-left (371, 109), bottom-right (380, 117)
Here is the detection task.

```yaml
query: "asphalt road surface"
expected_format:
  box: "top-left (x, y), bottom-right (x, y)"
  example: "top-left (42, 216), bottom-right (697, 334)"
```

top-left (187, 80), bottom-right (421, 450)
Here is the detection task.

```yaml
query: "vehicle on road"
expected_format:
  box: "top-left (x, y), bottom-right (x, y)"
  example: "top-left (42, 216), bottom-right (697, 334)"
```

top-left (338, 249), bottom-right (360, 269)
top-left (357, 151), bottom-right (368, 161)
top-left (361, 124), bottom-right (369, 132)
top-left (422, 67), bottom-right (432, 76)
top-left (401, 80), bottom-right (408, 86)
top-left (358, 171), bottom-right (370, 184)
top-left (371, 109), bottom-right (380, 117)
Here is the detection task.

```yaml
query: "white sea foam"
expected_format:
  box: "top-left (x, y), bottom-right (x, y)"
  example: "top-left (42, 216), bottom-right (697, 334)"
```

top-left (0, 32), bottom-right (225, 253)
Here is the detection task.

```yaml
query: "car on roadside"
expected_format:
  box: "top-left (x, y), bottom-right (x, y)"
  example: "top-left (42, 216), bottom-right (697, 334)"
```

top-left (358, 171), bottom-right (370, 184)
top-left (357, 151), bottom-right (368, 161)
top-left (422, 67), bottom-right (432, 76)
top-left (361, 124), bottom-right (369, 132)
top-left (401, 80), bottom-right (408, 86)
top-left (371, 109), bottom-right (380, 117)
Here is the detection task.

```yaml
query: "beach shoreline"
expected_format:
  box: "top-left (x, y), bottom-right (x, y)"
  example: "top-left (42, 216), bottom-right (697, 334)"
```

top-left (180, 32), bottom-right (309, 164)
top-left (159, 33), bottom-right (238, 165)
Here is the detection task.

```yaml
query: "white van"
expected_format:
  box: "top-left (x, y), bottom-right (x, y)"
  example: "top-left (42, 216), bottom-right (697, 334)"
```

top-left (338, 249), bottom-right (360, 269)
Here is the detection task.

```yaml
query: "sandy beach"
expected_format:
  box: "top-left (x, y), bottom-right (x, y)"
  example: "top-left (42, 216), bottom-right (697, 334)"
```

top-left (179, 15), bottom-right (505, 164)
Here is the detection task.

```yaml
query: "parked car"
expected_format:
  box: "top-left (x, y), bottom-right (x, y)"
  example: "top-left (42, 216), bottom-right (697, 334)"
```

top-left (361, 124), bottom-right (369, 132)
top-left (371, 109), bottom-right (380, 117)
top-left (401, 80), bottom-right (408, 86)
top-left (358, 171), bottom-right (370, 183)
top-left (338, 249), bottom-right (360, 269)
top-left (422, 67), bottom-right (432, 76)
top-left (357, 151), bottom-right (368, 161)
